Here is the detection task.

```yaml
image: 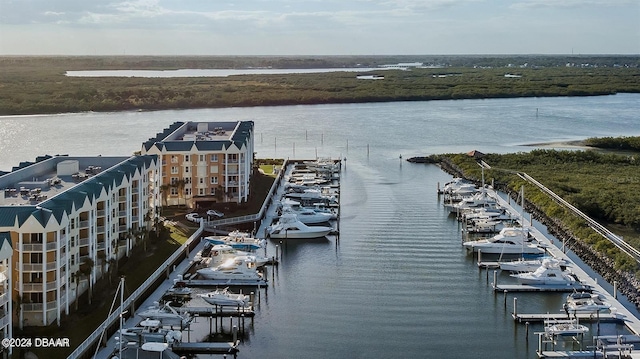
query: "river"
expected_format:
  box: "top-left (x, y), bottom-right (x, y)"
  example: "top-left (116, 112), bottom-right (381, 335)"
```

top-left (2, 93), bottom-right (640, 358)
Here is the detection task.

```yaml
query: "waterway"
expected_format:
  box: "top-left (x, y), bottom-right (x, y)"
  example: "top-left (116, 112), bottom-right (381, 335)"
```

top-left (2, 93), bottom-right (640, 358)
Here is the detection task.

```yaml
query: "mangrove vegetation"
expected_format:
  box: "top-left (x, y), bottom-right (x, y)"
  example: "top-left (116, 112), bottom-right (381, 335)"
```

top-left (1, 55), bottom-right (639, 115)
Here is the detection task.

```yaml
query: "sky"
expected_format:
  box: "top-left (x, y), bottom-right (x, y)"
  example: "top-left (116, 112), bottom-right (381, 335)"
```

top-left (0, 0), bottom-right (638, 55)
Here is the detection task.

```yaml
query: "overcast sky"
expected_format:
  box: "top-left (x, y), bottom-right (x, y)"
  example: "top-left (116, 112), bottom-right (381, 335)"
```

top-left (0, 0), bottom-right (638, 55)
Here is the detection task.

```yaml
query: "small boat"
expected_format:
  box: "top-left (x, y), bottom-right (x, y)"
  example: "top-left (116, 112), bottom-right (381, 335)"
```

top-left (196, 258), bottom-right (263, 281)
top-left (510, 258), bottom-right (579, 285)
top-left (136, 302), bottom-right (191, 328)
top-left (544, 318), bottom-right (589, 336)
top-left (563, 291), bottom-right (612, 314)
top-left (463, 227), bottom-right (545, 255)
top-left (111, 342), bottom-right (182, 359)
top-left (162, 280), bottom-right (192, 301)
top-left (118, 319), bottom-right (183, 344)
top-left (199, 287), bottom-right (250, 307)
top-left (267, 213), bottom-right (333, 239)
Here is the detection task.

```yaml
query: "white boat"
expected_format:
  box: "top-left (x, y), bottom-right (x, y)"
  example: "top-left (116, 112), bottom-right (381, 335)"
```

top-left (510, 259), bottom-right (579, 285)
top-left (563, 291), bottom-right (612, 314)
top-left (203, 231), bottom-right (265, 251)
top-left (544, 319), bottom-right (589, 336)
top-left (199, 287), bottom-right (250, 307)
top-left (267, 213), bottom-right (333, 239)
top-left (118, 319), bottom-right (183, 344)
top-left (279, 198), bottom-right (337, 219)
top-left (280, 206), bottom-right (334, 224)
top-left (136, 301), bottom-right (191, 328)
top-left (499, 257), bottom-right (567, 272)
top-left (463, 227), bottom-right (545, 255)
top-left (196, 258), bottom-right (263, 280)
top-left (445, 190), bottom-right (499, 212)
top-left (198, 244), bottom-right (270, 267)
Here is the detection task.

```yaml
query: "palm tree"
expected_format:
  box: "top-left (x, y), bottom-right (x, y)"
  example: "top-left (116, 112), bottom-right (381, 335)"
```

top-left (80, 257), bottom-right (95, 305)
top-left (159, 184), bottom-right (170, 208)
top-left (97, 251), bottom-right (107, 277)
top-left (175, 179), bottom-right (187, 206)
top-left (72, 270), bottom-right (81, 311)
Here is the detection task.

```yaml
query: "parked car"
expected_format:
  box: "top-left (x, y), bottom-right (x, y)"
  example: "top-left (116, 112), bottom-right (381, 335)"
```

top-left (186, 213), bottom-right (203, 223)
top-left (206, 209), bottom-right (225, 218)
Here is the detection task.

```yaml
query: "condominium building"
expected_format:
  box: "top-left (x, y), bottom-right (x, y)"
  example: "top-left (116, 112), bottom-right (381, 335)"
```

top-left (141, 121), bottom-right (254, 209)
top-left (0, 233), bottom-right (12, 356)
top-left (0, 154), bottom-right (159, 327)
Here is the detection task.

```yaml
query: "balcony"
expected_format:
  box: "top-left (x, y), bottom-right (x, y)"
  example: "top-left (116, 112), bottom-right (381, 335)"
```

top-left (79, 220), bottom-right (89, 228)
top-left (118, 210), bottom-right (127, 217)
top-left (97, 209), bottom-right (106, 217)
top-left (22, 243), bottom-right (43, 252)
top-left (23, 299), bottom-right (65, 312)
top-left (79, 238), bottom-right (90, 247)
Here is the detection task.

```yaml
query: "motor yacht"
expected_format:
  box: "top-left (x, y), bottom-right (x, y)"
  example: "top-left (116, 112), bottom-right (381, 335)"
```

top-left (267, 213), bottom-right (333, 239)
top-left (196, 258), bottom-right (263, 280)
top-left (199, 287), bottom-right (250, 307)
top-left (563, 291), bottom-right (613, 314)
top-left (136, 302), bottom-right (191, 328)
top-left (463, 227), bottom-right (545, 255)
top-left (510, 258), bottom-right (579, 285)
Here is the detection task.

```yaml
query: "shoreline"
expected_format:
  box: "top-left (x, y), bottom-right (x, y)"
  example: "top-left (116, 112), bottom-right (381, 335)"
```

top-left (524, 139), bottom-right (593, 150)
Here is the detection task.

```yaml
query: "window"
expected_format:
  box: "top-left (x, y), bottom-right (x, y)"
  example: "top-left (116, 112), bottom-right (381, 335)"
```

top-left (210, 187), bottom-right (216, 195)
top-left (170, 188), bottom-right (178, 196)
top-left (199, 188), bottom-right (205, 196)
top-left (70, 254), bottom-right (75, 266)
top-left (199, 154), bottom-right (205, 162)
top-left (210, 165), bottom-right (219, 174)
top-left (184, 155), bottom-right (190, 162)
top-left (171, 155), bottom-right (178, 163)
top-left (199, 177), bottom-right (205, 184)
top-left (185, 166), bottom-right (190, 173)
top-left (184, 177), bottom-right (191, 184)
top-left (210, 176), bottom-right (218, 184)
top-left (210, 154), bottom-right (218, 162)
top-left (171, 166), bottom-right (178, 174)
top-left (170, 177), bottom-right (178, 185)
top-left (185, 188), bottom-right (192, 196)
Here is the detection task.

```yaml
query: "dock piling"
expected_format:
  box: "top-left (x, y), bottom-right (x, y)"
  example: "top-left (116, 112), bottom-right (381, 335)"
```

top-left (525, 321), bottom-right (529, 340)
top-left (513, 297), bottom-right (518, 318)
top-left (504, 290), bottom-right (508, 307)
top-left (614, 281), bottom-right (617, 298)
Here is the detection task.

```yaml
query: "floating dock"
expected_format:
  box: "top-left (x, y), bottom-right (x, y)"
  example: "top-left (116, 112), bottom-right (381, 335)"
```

top-left (172, 341), bottom-right (239, 355)
top-left (180, 306), bottom-right (255, 317)
top-left (184, 279), bottom-right (268, 287)
top-left (493, 283), bottom-right (593, 293)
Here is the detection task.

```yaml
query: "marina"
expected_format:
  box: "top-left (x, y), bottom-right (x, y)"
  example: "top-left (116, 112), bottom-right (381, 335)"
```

top-left (449, 180), bottom-right (640, 357)
top-left (1, 94), bottom-right (638, 359)
top-left (89, 158), bottom-right (342, 358)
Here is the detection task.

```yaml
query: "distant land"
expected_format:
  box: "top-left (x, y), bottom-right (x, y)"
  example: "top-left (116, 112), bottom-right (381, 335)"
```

top-left (1, 55), bottom-right (639, 116)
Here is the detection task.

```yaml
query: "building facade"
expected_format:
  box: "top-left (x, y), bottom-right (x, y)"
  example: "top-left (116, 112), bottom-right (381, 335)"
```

top-left (0, 155), bottom-right (159, 327)
top-left (141, 121), bottom-right (254, 209)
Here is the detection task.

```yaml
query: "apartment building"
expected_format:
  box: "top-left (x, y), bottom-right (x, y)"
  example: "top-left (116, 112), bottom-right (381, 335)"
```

top-left (0, 233), bottom-right (12, 356)
top-left (141, 121), bottom-right (254, 209)
top-left (0, 154), bottom-right (159, 327)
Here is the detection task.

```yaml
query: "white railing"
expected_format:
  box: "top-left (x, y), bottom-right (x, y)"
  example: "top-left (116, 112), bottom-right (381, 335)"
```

top-left (204, 159), bottom-right (287, 229)
top-left (519, 172), bottom-right (640, 263)
top-left (67, 224), bottom-right (204, 359)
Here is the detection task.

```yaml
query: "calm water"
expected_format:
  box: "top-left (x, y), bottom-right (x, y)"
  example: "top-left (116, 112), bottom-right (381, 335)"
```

top-left (65, 68), bottom-right (384, 78)
top-left (2, 93), bottom-right (640, 358)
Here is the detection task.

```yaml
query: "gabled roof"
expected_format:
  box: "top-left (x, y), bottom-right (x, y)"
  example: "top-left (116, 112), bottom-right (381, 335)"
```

top-left (0, 155), bottom-right (157, 230)
top-left (195, 141), bottom-right (226, 151)
top-left (162, 142), bottom-right (195, 152)
top-left (0, 232), bottom-right (12, 260)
